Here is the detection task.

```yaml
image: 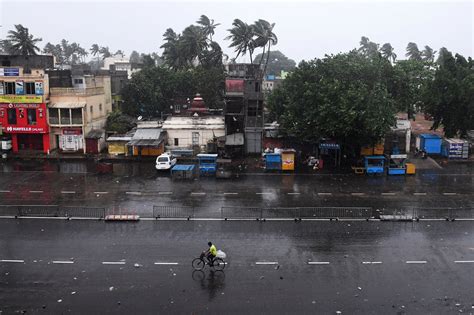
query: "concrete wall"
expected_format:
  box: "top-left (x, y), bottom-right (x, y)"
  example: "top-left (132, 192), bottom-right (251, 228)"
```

top-left (166, 128), bottom-right (225, 148)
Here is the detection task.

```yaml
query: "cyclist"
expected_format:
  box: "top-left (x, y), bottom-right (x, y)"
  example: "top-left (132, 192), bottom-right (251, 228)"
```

top-left (203, 241), bottom-right (217, 265)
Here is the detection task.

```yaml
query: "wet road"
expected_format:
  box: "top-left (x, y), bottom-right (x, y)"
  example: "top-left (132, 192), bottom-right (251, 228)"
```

top-left (0, 160), bottom-right (473, 216)
top-left (0, 219), bottom-right (473, 314)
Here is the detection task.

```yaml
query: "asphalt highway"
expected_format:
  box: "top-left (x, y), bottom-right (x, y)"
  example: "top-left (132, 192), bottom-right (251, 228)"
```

top-left (1, 220), bottom-right (473, 314)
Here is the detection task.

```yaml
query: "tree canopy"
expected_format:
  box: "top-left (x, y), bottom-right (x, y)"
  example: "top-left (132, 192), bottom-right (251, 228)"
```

top-left (252, 50), bottom-right (296, 76)
top-left (3, 24), bottom-right (42, 55)
top-left (267, 52), bottom-right (397, 151)
top-left (424, 51), bottom-right (474, 137)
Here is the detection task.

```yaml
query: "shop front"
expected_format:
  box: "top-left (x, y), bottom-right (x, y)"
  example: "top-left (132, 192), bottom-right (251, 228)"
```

top-left (0, 103), bottom-right (50, 154)
top-left (60, 128), bottom-right (83, 152)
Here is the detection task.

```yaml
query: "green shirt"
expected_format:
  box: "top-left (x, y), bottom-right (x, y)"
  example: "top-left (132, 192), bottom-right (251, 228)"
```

top-left (209, 244), bottom-right (217, 256)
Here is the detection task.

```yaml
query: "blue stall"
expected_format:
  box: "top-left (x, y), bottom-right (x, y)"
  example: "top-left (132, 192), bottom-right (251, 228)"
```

top-left (417, 134), bottom-right (442, 154)
top-left (264, 153), bottom-right (282, 170)
top-left (364, 155), bottom-right (385, 175)
top-left (171, 164), bottom-right (196, 179)
top-left (197, 153), bottom-right (218, 176)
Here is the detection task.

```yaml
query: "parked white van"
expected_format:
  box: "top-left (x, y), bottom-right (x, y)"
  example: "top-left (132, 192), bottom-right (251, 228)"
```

top-left (155, 153), bottom-right (177, 170)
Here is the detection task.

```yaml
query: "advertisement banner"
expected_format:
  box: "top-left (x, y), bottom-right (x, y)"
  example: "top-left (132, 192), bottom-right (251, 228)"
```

top-left (15, 81), bottom-right (24, 95)
top-left (0, 103), bottom-right (41, 109)
top-left (5, 126), bottom-right (47, 133)
top-left (0, 81), bottom-right (3, 95)
top-left (35, 81), bottom-right (44, 95)
top-left (0, 95), bottom-right (43, 103)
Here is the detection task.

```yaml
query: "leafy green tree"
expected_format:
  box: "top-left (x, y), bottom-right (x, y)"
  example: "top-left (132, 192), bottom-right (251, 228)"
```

top-left (267, 51), bottom-right (397, 152)
top-left (129, 50), bottom-right (141, 63)
top-left (5, 24), bottom-right (42, 55)
top-left (252, 50), bottom-right (296, 76)
top-left (406, 42), bottom-right (422, 61)
top-left (106, 110), bottom-right (135, 134)
top-left (424, 52), bottom-right (474, 137)
top-left (436, 47), bottom-right (450, 66)
top-left (391, 60), bottom-right (434, 119)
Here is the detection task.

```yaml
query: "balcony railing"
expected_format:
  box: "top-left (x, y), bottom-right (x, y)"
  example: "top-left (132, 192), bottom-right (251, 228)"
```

top-left (50, 87), bottom-right (104, 96)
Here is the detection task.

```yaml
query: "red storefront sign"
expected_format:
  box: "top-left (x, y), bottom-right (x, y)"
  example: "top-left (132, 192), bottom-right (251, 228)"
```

top-left (5, 126), bottom-right (46, 133)
top-left (62, 128), bottom-right (82, 135)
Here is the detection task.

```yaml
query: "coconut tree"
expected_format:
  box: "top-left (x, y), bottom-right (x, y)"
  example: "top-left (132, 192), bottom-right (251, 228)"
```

top-left (406, 42), bottom-right (422, 61)
top-left (421, 45), bottom-right (436, 62)
top-left (225, 19), bottom-right (255, 63)
top-left (252, 19), bottom-right (278, 76)
top-left (181, 25), bottom-right (208, 65)
top-left (161, 28), bottom-right (186, 70)
top-left (380, 43), bottom-right (397, 63)
top-left (6, 24), bottom-right (42, 55)
top-left (196, 15), bottom-right (220, 41)
top-left (99, 46), bottom-right (112, 60)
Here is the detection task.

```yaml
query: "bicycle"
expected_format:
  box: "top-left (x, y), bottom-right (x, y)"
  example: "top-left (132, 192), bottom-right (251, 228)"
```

top-left (192, 253), bottom-right (226, 271)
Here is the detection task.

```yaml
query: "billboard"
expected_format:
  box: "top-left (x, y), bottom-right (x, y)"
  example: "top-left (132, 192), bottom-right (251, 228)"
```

top-left (0, 68), bottom-right (20, 77)
top-left (15, 81), bottom-right (24, 95)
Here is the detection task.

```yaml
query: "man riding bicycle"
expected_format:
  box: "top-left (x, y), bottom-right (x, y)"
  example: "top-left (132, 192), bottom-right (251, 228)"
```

top-left (203, 241), bottom-right (217, 266)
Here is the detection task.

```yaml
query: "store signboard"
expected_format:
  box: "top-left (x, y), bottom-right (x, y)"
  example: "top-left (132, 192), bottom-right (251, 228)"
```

top-left (0, 95), bottom-right (43, 103)
top-left (35, 81), bottom-right (44, 95)
top-left (0, 68), bottom-right (20, 77)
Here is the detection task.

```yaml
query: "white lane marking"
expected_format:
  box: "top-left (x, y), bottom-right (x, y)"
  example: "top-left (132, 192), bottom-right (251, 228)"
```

top-left (443, 192), bottom-right (457, 196)
top-left (0, 259), bottom-right (24, 263)
top-left (94, 191), bottom-right (109, 194)
top-left (413, 192), bottom-right (427, 196)
top-left (317, 193), bottom-right (332, 196)
top-left (0, 190), bottom-right (11, 193)
top-left (29, 190), bottom-right (43, 193)
top-left (454, 260), bottom-right (474, 263)
top-left (102, 261), bottom-right (126, 265)
top-left (381, 192), bottom-right (396, 196)
top-left (287, 192), bottom-right (301, 195)
top-left (255, 261), bottom-right (278, 265)
top-left (308, 261), bottom-right (330, 265)
top-left (158, 191), bottom-right (173, 195)
top-left (223, 192), bottom-right (238, 195)
top-left (154, 262), bottom-right (179, 265)
top-left (125, 192), bottom-right (142, 196)
top-left (53, 260), bottom-right (74, 264)
top-left (362, 261), bottom-right (383, 264)
top-left (351, 192), bottom-right (365, 196)
top-left (191, 192), bottom-right (206, 195)
top-left (61, 191), bottom-right (76, 194)
top-left (406, 260), bottom-right (427, 264)
top-left (256, 192), bottom-right (272, 195)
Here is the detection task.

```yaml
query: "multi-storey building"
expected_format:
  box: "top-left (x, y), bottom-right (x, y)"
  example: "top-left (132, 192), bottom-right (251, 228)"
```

top-left (47, 69), bottom-right (112, 153)
top-left (0, 58), bottom-right (52, 154)
top-left (224, 63), bottom-right (264, 154)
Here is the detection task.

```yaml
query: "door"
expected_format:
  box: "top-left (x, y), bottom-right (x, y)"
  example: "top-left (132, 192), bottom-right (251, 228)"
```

top-left (245, 130), bottom-right (262, 154)
top-left (192, 132), bottom-right (200, 146)
top-left (86, 138), bottom-right (99, 154)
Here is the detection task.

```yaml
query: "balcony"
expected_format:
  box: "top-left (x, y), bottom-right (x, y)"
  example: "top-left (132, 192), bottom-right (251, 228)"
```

top-left (50, 87), bottom-right (104, 96)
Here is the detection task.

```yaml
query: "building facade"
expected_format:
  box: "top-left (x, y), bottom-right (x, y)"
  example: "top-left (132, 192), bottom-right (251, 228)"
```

top-left (0, 66), bottom-right (51, 153)
top-left (47, 70), bottom-right (112, 153)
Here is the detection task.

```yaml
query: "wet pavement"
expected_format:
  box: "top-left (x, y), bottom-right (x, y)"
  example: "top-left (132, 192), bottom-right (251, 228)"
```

top-left (0, 219), bottom-right (473, 314)
top-left (0, 160), bottom-right (473, 217)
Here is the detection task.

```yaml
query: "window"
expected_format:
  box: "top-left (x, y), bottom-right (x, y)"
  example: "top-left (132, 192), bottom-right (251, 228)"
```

top-left (5, 82), bottom-right (15, 95)
top-left (48, 108), bottom-right (59, 124)
top-left (60, 108), bottom-right (70, 124)
top-left (90, 106), bottom-right (93, 114)
top-left (74, 78), bottom-right (84, 84)
top-left (174, 138), bottom-right (179, 146)
top-left (27, 108), bottom-right (37, 125)
top-left (192, 132), bottom-right (199, 145)
top-left (99, 103), bottom-right (102, 112)
top-left (7, 108), bottom-right (17, 124)
top-left (25, 82), bottom-right (35, 95)
top-left (71, 108), bottom-right (82, 124)
top-left (255, 82), bottom-right (260, 92)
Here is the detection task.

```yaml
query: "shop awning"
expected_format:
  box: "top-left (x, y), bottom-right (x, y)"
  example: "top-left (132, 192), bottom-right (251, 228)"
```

top-left (48, 102), bottom-right (86, 108)
top-left (85, 129), bottom-right (104, 139)
top-left (127, 128), bottom-right (165, 147)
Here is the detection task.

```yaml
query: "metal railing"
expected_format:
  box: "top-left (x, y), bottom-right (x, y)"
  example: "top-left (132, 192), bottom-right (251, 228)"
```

top-left (50, 87), bottom-right (104, 96)
top-left (0, 205), bottom-right (105, 218)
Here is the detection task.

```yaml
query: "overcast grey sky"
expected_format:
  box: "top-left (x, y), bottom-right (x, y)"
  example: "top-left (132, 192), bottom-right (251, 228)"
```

top-left (1, 0), bottom-right (472, 63)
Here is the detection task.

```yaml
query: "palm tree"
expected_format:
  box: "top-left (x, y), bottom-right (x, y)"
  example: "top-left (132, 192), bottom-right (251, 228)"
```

top-left (421, 45), bottom-right (436, 62)
top-left (196, 15), bottom-right (220, 41)
top-left (161, 28), bottom-right (184, 70)
top-left (225, 19), bottom-right (255, 63)
top-left (380, 43), bottom-right (397, 63)
top-left (181, 25), bottom-right (208, 66)
top-left (358, 36), bottom-right (379, 58)
top-left (90, 44), bottom-right (100, 58)
top-left (114, 50), bottom-right (125, 58)
top-left (436, 47), bottom-right (450, 66)
top-left (252, 19), bottom-right (277, 76)
top-left (99, 46), bottom-right (112, 60)
top-left (6, 24), bottom-right (42, 55)
top-left (406, 42), bottom-right (422, 61)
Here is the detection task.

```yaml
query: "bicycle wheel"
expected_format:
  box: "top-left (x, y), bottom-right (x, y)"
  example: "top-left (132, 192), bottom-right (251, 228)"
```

top-left (213, 258), bottom-right (226, 271)
top-left (192, 258), bottom-right (205, 270)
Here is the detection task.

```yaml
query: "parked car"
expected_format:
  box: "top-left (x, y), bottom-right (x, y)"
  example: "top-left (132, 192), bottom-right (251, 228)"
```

top-left (155, 153), bottom-right (177, 170)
